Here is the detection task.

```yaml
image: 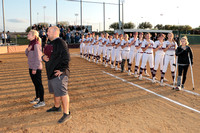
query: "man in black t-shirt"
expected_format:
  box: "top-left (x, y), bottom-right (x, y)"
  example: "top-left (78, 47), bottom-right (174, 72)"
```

top-left (43, 26), bottom-right (71, 123)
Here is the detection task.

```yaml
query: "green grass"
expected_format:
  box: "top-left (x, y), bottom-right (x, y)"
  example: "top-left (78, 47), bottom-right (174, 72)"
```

top-left (10, 37), bottom-right (29, 45)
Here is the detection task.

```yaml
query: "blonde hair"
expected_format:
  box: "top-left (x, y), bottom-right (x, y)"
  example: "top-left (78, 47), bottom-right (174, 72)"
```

top-left (125, 34), bottom-right (129, 40)
top-left (29, 30), bottom-right (41, 45)
top-left (180, 36), bottom-right (189, 45)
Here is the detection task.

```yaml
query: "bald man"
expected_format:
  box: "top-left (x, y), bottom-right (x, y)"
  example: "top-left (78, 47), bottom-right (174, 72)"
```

top-left (42, 26), bottom-right (71, 123)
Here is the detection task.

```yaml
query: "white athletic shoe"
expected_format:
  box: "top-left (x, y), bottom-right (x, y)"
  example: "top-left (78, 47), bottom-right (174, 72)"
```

top-left (88, 59), bottom-right (91, 62)
top-left (93, 59), bottom-right (95, 63)
top-left (105, 63), bottom-right (108, 67)
top-left (152, 77), bottom-right (156, 83)
top-left (102, 62), bottom-right (105, 65)
top-left (128, 70), bottom-right (131, 76)
top-left (111, 65), bottom-right (115, 69)
top-left (144, 72), bottom-right (150, 77)
top-left (134, 75), bottom-right (139, 78)
top-left (175, 86), bottom-right (182, 91)
top-left (115, 66), bottom-right (118, 71)
top-left (160, 79), bottom-right (165, 86)
top-left (139, 75), bottom-right (143, 80)
top-left (96, 60), bottom-right (98, 64)
top-left (33, 101), bottom-right (45, 108)
top-left (164, 78), bottom-right (168, 82)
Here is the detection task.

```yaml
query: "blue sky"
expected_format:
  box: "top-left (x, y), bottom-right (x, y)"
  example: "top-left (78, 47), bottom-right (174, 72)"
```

top-left (0, 0), bottom-right (200, 32)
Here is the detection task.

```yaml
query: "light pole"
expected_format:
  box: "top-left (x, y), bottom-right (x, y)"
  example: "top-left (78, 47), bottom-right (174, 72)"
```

top-left (108, 18), bottom-right (111, 30)
top-left (30, 0), bottom-right (32, 27)
top-left (2, 0), bottom-right (6, 44)
top-left (121, 0), bottom-right (124, 30)
top-left (118, 0), bottom-right (121, 30)
top-left (80, 0), bottom-right (83, 30)
top-left (56, 0), bottom-right (58, 25)
top-left (103, 2), bottom-right (105, 32)
top-left (160, 13), bottom-right (163, 25)
top-left (37, 12), bottom-right (39, 24)
top-left (75, 13), bottom-right (78, 25)
top-left (177, 6), bottom-right (179, 25)
top-left (43, 6), bottom-right (46, 24)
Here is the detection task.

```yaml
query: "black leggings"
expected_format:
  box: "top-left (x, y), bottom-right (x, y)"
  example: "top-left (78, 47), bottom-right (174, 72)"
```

top-left (178, 65), bottom-right (189, 85)
top-left (29, 69), bottom-right (44, 101)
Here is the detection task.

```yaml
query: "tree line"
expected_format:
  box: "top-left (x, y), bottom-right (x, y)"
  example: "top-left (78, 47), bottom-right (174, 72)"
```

top-left (109, 22), bottom-right (200, 33)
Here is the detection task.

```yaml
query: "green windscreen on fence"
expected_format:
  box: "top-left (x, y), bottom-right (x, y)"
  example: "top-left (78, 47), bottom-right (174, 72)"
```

top-left (180, 34), bottom-right (200, 45)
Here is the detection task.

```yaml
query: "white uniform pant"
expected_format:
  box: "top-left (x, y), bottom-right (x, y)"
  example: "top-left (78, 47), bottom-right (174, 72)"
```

top-left (87, 44), bottom-right (91, 54)
top-left (122, 50), bottom-right (130, 59)
top-left (98, 46), bottom-right (103, 56)
top-left (107, 48), bottom-right (113, 60)
top-left (141, 53), bottom-right (154, 68)
top-left (128, 50), bottom-right (137, 64)
top-left (154, 54), bottom-right (165, 71)
top-left (93, 45), bottom-right (99, 56)
top-left (111, 48), bottom-right (117, 62)
top-left (163, 55), bottom-right (175, 73)
top-left (80, 43), bottom-right (85, 54)
top-left (116, 49), bottom-right (122, 61)
top-left (135, 52), bottom-right (143, 66)
top-left (103, 45), bottom-right (107, 57)
top-left (84, 44), bottom-right (88, 54)
top-left (89, 45), bottom-right (93, 55)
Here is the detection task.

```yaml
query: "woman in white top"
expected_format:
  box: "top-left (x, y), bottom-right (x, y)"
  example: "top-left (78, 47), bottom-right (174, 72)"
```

top-left (138, 33), bottom-right (155, 80)
top-left (79, 35), bottom-right (85, 58)
top-left (160, 32), bottom-right (178, 86)
top-left (93, 35), bottom-right (99, 62)
top-left (105, 35), bottom-right (113, 67)
top-left (152, 33), bottom-right (166, 83)
top-left (115, 34), bottom-right (123, 71)
top-left (111, 33), bottom-right (120, 68)
top-left (83, 34), bottom-right (88, 59)
top-left (121, 34), bottom-right (130, 72)
top-left (127, 32), bottom-right (138, 75)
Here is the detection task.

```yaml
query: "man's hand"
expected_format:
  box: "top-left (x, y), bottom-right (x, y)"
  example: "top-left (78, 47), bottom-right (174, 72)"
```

top-left (32, 70), bottom-right (36, 75)
top-left (43, 55), bottom-right (49, 62)
top-left (54, 70), bottom-right (63, 77)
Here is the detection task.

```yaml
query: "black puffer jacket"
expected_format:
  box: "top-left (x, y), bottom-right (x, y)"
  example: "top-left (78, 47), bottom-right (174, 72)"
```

top-left (175, 45), bottom-right (193, 65)
top-left (45, 38), bottom-right (70, 80)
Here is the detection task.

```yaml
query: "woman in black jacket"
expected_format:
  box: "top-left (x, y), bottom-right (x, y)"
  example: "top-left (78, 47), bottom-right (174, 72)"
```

top-left (175, 36), bottom-right (193, 91)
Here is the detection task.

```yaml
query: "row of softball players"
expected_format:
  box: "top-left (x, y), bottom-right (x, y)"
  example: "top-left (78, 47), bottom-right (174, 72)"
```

top-left (79, 32), bottom-right (178, 86)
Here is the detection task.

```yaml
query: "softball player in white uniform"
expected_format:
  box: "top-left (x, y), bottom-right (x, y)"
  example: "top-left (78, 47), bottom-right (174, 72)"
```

top-left (102, 33), bottom-right (109, 65)
top-left (83, 34), bottom-right (88, 59)
top-left (79, 35), bottom-right (85, 58)
top-left (139, 33), bottom-right (154, 80)
top-left (105, 35), bottom-right (113, 67)
top-left (115, 34), bottom-right (123, 71)
top-left (111, 33), bottom-right (119, 68)
top-left (96, 33), bottom-right (104, 64)
top-left (121, 34), bottom-right (130, 72)
top-left (87, 34), bottom-right (92, 60)
top-left (88, 33), bottom-right (95, 61)
top-left (128, 32), bottom-right (138, 75)
top-left (160, 33), bottom-right (178, 86)
top-left (152, 33), bottom-right (166, 83)
top-left (134, 33), bottom-right (144, 77)
top-left (93, 35), bottom-right (99, 62)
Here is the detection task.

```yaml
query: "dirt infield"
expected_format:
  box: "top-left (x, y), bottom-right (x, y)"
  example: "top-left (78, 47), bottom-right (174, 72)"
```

top-left (0, 45), bottom-right (200, 133)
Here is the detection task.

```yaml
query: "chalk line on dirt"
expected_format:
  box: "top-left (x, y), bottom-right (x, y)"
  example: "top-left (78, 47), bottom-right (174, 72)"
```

top-left (102, 71), bottom-right (200, 114)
